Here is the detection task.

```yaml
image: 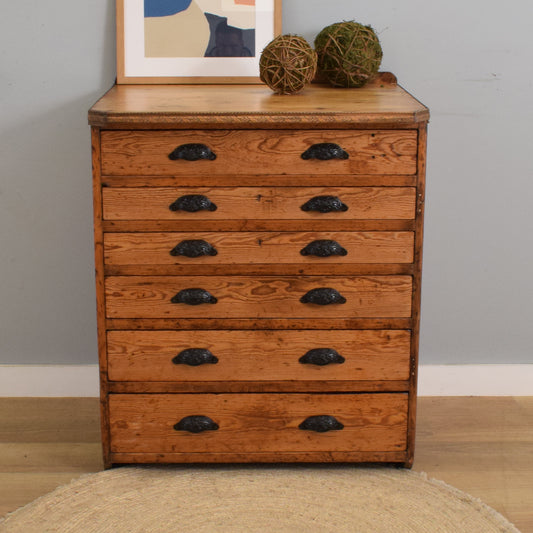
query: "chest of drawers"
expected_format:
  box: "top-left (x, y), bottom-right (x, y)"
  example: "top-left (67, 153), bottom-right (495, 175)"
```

top-left (89, 75), bottom-right (428, 468)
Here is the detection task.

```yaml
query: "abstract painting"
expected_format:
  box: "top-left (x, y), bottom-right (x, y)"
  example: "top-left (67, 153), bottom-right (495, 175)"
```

top-left (144, 0), bottom-right (256, 58)
top-left (117, 0), bottom-right (281, 83)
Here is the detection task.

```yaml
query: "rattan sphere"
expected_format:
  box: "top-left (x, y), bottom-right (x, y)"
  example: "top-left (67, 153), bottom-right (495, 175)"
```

top-left (260, 35), bottom-right (317, 95)
top-left (315, 21), bottom-right (382, 88)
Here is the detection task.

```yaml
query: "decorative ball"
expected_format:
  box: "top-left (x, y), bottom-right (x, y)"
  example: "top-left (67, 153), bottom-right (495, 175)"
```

top-left (314, 21), bottom-right (383, 88)
top-left (260, 35), bottom-right (317, 95)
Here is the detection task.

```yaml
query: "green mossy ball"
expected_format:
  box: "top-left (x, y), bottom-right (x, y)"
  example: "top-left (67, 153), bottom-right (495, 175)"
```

top-left (260, 35), bottom-right (317, 95)
top-left (315, 21), bottom-right (383, 88)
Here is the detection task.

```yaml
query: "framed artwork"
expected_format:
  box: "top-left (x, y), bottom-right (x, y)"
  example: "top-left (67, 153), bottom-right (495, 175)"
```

top-left (117, 0), bottom-right (282, 84)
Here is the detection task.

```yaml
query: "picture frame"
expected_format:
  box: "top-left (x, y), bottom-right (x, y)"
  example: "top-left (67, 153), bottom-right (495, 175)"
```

top-left (117, 0), bottom-right (282, 84)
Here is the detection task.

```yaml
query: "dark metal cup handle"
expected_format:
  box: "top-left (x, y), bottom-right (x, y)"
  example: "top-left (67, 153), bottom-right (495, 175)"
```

top-left (174, 415), bottom-right (219, 433)
top-left (171, 288), bottom-right (218, 305)
top-left (299, 415), bottom-right (344, 432)
top-left (170, 240), bottom-right (218, 258)
top-left (300, 240), bottom-right (348, 257)
top-left (169, 195), bottom-right (218, 212)
top-left (168, 143), bottom-right (217, 161)
top-left (300, 196), bottom-right (348, 213)
top-left (172, 349), bottom-right (219, 366)
top-left (299, 348), bottom-right (345, 366)
top-left (301, 143), bottom-right (349, 160)
top-left (300, 288), bottom-right (347, 305)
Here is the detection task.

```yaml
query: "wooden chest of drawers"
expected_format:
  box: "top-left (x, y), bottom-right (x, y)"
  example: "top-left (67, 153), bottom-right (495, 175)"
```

top-left (89, 75), bottom-right (428, 468)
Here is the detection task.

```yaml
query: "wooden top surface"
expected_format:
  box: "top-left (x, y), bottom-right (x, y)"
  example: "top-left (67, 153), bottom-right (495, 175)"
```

top-left (88, 74), bottom-right (429, 129)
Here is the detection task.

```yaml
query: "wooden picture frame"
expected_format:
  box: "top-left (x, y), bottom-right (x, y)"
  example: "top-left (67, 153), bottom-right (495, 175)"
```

top-left (117, 0), bottom-right (282, 84)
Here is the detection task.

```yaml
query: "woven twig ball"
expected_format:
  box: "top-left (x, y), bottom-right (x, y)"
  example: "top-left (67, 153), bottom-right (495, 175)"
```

top-left (260, 35), bottom-right (317, 95)
top-left (315, 21), bottom-right (383, 88)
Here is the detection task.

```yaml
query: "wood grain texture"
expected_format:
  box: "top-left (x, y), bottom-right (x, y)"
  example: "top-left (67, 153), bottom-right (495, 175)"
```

top-left (102, 187), bottom-right (416, 221)
top-left (108, 451), bottom-right (407, 464)
top-left (3, 398), bottom-right (531, 531)
top-left (104, 275), bottom-right (413, 319)
top-left (106, 381), bottom-right (410, 394)
top-left (104, 231), bottom-right (414, 266)
top-left (104, 263), bottom-right (414, 278)
top-left (88, 82), bottom-right (429, 128)
top-left (102, 219), bottom-right (416, 233)
top-left (108, 393), bottom-right (408, 454)
top-left (100, 130), bottom-right (417, 176)
top-left (106, 329), bottom-right (411, 382)
top-left (406, 124), bottom-right (428, 466)
top-left (414, 397), bottom-right (533, 533)
top-left (89, 80), bottom-right (428, 467)
top-left (106, 318), bottom-right (413, 331)
top-left (101, 174), bottom-right (417, 189)
top-left (91, 128), bottom-right (112, 469)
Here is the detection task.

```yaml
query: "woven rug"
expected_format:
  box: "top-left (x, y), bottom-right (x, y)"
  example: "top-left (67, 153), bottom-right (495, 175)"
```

top-left (0, 466), bottom-right (520, 533)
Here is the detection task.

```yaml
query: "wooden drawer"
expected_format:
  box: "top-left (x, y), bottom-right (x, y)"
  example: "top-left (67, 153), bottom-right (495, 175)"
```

top-left (100, 130), bottom-right (418, 176)
top-left (102, 187), bottom-right (416, 221)
top-left (109, 393), bottom-right (408, 453)
top-left (104, 275), bottom-right (412, 319)
top-left (104, 231), bottom-right (414, 266)
top-left (107, 330), bottom-right (411, 382)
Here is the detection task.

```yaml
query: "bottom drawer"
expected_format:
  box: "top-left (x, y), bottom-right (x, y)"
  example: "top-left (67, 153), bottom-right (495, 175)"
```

top-left (109, 393), bottom-right (408, 454)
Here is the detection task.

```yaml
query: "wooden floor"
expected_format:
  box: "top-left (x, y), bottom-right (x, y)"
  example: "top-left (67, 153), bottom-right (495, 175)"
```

top-left (0, 397), bottom-right (532, 532)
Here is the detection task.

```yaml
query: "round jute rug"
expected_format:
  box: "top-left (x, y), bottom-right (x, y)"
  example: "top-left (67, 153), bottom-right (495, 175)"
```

top-left (0, 466), bottom-right (520, 533)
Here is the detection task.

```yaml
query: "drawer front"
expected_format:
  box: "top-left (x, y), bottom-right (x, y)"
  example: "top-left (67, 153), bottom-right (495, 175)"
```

top-left (109, 393), bottom-right (408, 453)
top-left (107, 330), bottom-right (411, 382)
top-left (104, 275), bottom-right (412, 319)
top-left (104, 231), bottom-right (414, 266)
top-left (100, 130), bottom-right (418, 176)
top-left (102, 187), bottom-right (416, 221)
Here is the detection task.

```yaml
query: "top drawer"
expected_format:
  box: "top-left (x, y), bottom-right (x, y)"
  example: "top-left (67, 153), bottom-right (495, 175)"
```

top-left (100, 130), bottom-right (418, 176)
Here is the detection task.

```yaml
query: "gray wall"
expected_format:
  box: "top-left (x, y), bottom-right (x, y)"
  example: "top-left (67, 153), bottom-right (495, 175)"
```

top-left (1, 0), bottom-right (532, 365)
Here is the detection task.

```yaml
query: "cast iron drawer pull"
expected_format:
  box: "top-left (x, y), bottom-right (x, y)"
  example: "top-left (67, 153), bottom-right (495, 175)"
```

top-left (300, 196), bottom-right (348, 213)
top-left (172, 349), bottom-right (219, 366)
top-left (299, 348), bottom-right (345, 366)
top-left (174, 415), bottom-right (219, 433)
top-left (171, 288), bottom-right (218, 305)
top-left (169, 195), bottom-right (218, 213)
top-left (301, 143), bottom-right (349, 161)
top-left (168, 143), bottom-right (217, 161)
top-left (170, 240), bottom-right (218, 258)
top-left (299, 415), bottom-right (344, 433)
top-left (300, 288), bottom-right (347, 305)
top-left (300, 240), bottom-right (348, 257)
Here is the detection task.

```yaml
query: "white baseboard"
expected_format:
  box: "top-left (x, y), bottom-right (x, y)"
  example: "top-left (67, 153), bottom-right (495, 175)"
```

top-left (417, 365), bottom-right (533, 396)
top-left (0, 364), bottom-right (532, 397)
top-left (0, 365), bottom-right (99, 397)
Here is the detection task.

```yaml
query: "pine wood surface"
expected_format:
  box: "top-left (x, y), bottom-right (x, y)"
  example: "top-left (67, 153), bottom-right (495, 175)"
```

top-left (100, 129), bottom-right (417, 176)
top-left (105, 317), bottom-right (413, 331)
top-left (406, 123), bottom-right (427, 466)
top-left (104, 275), bottom-right (413, 319)
top-left (108, 393), bottom-right (408, 454)
top-left (102, 219), bottom-right (416, 234)
top-left (105, 380), bottom-right (410, 394)
top-left (103, 231), bottom-right (414, 266)
top-left (102, 186), bottom-right (417, 221)
top-left (88, 81), bottom-right (429, 128)
top-left (92, 128), bottom-right (112, 468)
top-left (106, 329), bottom-right (411, 383)
top-left (101, 174), bottom-right (417, 188)
top-left (104, 264), bottom-right (414, 278)
top-left (108, 450), bottom-right (408, 464)
top-left (91, 83), bottom-right (426, 468)
top-left (1, 397), bottom-right (531, 531)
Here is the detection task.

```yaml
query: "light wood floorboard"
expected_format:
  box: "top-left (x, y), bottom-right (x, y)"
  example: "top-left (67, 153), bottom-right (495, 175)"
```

top-left (413, 397), bottom-right (533, 532)
top-left (0, 397), bottom-right (531, 532)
